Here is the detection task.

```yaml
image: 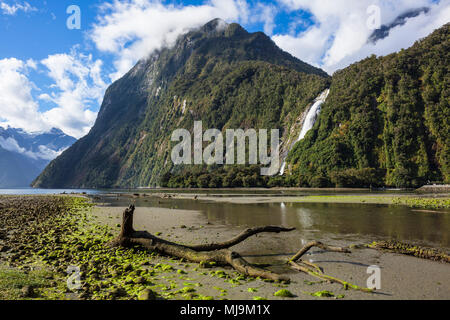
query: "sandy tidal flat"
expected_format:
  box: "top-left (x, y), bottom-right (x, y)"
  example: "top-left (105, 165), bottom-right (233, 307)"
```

top-left (92, 205), bottom-right (450, 300)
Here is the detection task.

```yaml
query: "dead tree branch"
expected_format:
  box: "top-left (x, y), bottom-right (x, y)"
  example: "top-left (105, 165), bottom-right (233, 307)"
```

top-left (114, 205), bottom-right (294, 282)
top-left (288, 241), bottom-right (373, 293)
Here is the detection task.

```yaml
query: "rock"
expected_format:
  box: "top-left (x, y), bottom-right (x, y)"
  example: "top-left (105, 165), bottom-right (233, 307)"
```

top-left (138, 289), bottom-right (156, 300)
top-left (110, 287), bottom-right (127, 298)
top-left (123, 263), bottom-right (133, 272)
top-left (78, 291), bottom-right (89, 299)
top-left (133, 276), bottom-right (146, 284)
top-left (20, 285), bottom-right (34, 298)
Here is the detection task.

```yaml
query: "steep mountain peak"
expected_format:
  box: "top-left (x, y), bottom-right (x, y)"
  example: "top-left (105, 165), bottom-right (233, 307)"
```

top-left (33, 19), bottom-right (331, 188)
top-left (199, 18), bottom-right (229, 33)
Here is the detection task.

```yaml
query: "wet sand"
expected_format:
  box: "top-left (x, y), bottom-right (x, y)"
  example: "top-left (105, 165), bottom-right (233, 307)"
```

top-left (110, 192), bottom-right (450, 206)
top-left (92, 205), bottom-right (450, 300)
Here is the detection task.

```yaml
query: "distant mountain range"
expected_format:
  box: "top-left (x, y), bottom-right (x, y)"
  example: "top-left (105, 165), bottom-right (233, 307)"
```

top-left (32, 20), bottom-right (449, 189)
top-left (0, 127), bottom-right (76, 187)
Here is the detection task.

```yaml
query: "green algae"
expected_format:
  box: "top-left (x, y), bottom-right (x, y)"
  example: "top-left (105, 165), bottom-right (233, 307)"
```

top-left (273, 289), bottom-right (295, 298)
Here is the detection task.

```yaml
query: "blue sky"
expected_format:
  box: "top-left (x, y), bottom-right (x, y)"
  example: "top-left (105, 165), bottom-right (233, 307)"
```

top-left (0, 0), bottom-right (448, 138)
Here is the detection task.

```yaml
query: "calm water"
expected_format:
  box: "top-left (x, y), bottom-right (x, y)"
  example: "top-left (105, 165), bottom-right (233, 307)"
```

top-left (1, 188), bottom-right (449, 249)
top-left (92, 192), bottom-right (450, 249)
top-left (0, 188), bottom-right (100, 195)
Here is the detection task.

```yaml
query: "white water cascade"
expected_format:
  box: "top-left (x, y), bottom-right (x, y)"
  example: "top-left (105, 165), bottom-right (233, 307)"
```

top-left (279, 89), bottom-right (330, 175)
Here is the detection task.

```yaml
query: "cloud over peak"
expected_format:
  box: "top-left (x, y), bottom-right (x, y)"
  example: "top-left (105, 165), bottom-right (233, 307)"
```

top-left (273, 0), bottom-right (450, 73)
top-left (90, 0), bottom-right (250, 81)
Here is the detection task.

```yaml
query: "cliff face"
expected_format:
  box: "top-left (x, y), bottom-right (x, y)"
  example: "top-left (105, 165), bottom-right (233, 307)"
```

top-left (34, 21), bottom-right (449, 189)
top-left (33, 19), bottom-right (329, 188)
top-left (287, 23), bottom-right (449, 187)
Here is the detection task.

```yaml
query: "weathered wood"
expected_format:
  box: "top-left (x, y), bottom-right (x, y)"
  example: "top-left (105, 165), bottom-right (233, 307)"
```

top-left (289, 241), bottom-right (350, 262)
top-left (186, 226), bottom-right (296, 251)
top-left (287, 241), bottom-right (373, 293)
top-left (115, 205), bottom-right (293, 282)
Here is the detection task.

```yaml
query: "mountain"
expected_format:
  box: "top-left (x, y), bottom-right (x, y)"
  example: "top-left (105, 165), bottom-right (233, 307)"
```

top-left (33, 21), bottom-right (449, 189)
top-left (33, 19), bottom-right (330, 188)
top-left (368, 7), bottom-right (430, 43)
top-left (287, 23), bottom-right (449, 188)
top-left (0, 127), bottom-right (76, 188)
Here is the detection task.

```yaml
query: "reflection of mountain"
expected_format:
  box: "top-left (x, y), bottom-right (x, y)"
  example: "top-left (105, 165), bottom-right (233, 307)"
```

top-left (369, 7), bottom-right (430, 43)
top-left (0, 127), bottom-right (76, 188)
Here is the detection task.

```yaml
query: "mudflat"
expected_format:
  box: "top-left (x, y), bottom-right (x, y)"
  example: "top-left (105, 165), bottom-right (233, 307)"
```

top-left (92, 205), bottom-right (450, 300)
top-left (1, 195), bottom-right (448, 300)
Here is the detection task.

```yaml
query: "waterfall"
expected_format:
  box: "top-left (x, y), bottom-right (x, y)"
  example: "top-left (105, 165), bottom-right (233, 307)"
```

top-left (279, 89), bottom-right (330, 175)
top-left (297, 89), bottom-right (329, 141)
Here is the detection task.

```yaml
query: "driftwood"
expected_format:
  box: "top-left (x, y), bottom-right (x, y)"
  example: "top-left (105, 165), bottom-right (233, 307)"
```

top-left (114, 205), bottom-right (375, 291)
top-left (114, 205), bottom-right (295, 282)
top-left (287, 241), bottom-right (373, 292)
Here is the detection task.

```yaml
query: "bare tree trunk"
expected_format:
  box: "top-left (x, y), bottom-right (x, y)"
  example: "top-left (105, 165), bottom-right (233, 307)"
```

top-left (113, 205), bottom-right (376, 292)
top-left (287, 241), bottom-right (373, 293)
top-left (114, 205), bottom-right (294, 282)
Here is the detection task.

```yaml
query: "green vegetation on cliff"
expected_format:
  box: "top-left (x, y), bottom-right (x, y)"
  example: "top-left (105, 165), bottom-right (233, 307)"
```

top-left (33, 19), bottom-right (329, 188)
top-left (286, 23), bottom-right (449, 188)
top-left (33, 21), bottom-right (449, 189)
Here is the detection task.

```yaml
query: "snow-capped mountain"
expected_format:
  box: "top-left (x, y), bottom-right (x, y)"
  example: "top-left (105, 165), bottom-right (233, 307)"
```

top-left (0, 127), bottom-right (76, 187)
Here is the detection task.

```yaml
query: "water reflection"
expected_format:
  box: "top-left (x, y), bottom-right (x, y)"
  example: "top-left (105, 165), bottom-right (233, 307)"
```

top-left (93, 195), bottom-right (450, 249)
top-left (296, 208), bottom-right (313, 229)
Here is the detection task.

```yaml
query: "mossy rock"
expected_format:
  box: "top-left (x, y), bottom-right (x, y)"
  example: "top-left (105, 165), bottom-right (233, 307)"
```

top-left (273, 289), bottom-right (295, 298)
top-left (138, 289), bottom-right (156, 300)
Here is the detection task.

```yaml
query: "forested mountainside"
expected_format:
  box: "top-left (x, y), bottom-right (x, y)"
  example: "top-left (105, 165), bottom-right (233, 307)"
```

top-left (33, 21), bottom-right (448, 189)
top-left (33, 19), bottom-right (329, 188)
top-left (286, 23), bottom-right (449, 188)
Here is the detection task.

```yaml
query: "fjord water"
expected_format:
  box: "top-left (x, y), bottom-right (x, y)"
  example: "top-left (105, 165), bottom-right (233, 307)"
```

top-left (91, 191), bottom-right (450, 249)
top-left (1, 188), bottom-right (448, 248)
top-left (0, 188), bottom-right (100, 195)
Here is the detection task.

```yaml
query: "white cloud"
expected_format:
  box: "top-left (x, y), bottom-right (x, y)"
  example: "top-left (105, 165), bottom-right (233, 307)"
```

top-left (90, 0), bottom-right (250, 81)
top-left (0, 135), bottom-right (67, 161)
top-left (0, 1), bottom-right (36, 15)
top-left (40, 51), bottom-right (108, 138)
top-left (249, 3), bottom-right (278, 35)
top-left (2, 0), bottom-right (448, 143)
top-left (0, 58), bottom-right (49, 132)
top-left (273, 0), bottom-right (450, 73)
top-left (0, 53), bottom-right (108, 139)
top-left (0, 136), bottom-right (28, 154)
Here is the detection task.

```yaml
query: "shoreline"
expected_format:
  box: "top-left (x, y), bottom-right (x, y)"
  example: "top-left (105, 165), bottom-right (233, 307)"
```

top-left (0, 195), bottom-right (449, 300)
top-left (101, 192), bottom-right (450, 209)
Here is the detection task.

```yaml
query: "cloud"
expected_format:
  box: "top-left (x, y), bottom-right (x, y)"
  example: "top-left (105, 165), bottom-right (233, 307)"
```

top-left (0, 52), bottom-right (108, 139)
top-left (0, 135), bottom-right (67, 161)
top-left (0, 1), bottom-right (36, 15)
top-left (2, 0), bottom-right (448, 142)
top-left (250, 2), bottom-right (278, 35)
top-left (90, 0), bottom-right (250, 81)
top-left (273, 0), bottom-right (450, 73)
top-left (0, 58), bottom-right (49, 132)
top-left (40, 51), bottom-right (108, 138)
